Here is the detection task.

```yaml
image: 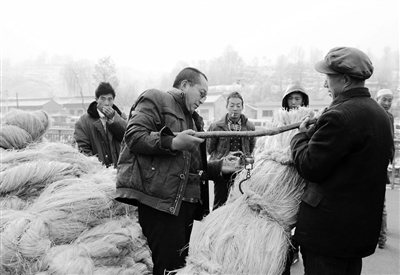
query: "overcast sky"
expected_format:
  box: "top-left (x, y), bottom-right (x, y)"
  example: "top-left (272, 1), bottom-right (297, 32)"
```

top-left (1, 0), bottom-right (399, 74)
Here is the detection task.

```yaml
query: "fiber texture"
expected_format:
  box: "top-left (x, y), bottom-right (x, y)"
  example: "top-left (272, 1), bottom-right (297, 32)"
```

top-left (175, 107), bottom-right (315, 275)
top-left (0, 109), bottom-right (153, 275)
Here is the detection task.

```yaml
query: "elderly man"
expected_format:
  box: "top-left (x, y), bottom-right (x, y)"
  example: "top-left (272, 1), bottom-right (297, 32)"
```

top-left (290, 47), bottom-right (394, 275)
top-left (376, 88), bottom-right (395, 249)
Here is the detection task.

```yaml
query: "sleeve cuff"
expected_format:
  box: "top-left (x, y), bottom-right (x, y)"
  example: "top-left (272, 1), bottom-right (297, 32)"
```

top-left (160, 126), bottom-right (176, 152)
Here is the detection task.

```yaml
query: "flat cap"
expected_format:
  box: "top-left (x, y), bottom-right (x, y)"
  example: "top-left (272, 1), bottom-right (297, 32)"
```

top-left (315, 47), bottom-right (374, 79)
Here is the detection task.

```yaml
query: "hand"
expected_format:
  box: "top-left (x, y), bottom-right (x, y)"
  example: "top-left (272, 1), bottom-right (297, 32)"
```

top-left (171, 129), bottom-right (204, 151)
top-left (298, 115), bottom-right (311, 133)
top-left (102, 106), bottom-right (115, 120)
top-left (221, 155), bottom-right (243, 174)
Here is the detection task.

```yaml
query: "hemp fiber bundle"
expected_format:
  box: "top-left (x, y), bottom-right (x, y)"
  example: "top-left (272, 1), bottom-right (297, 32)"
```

top-left (0, 178), bottom-right (150, 274)
top-left (1, 142), bottom-right (103, 174)
top-left (0, 109), bottom-right (153, 275)
top-left (175, 107), bottom-right (315, 275)
top-left (0, 109), bottom-right (50, 149)
top-left (0, 160), bottom-right (78, 199)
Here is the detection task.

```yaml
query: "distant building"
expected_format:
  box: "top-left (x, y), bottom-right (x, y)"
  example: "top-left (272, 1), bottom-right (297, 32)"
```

top-left (243, 103), bottom-right (258, 119)
top-left (56, 96), bottom-right (93, 117)
top-left (197, 94), bottom-right (226, 129)
top-left (0, 98), bottom-right (62, 114)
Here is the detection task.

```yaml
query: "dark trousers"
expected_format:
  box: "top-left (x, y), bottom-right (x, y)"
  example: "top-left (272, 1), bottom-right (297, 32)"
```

top-left (137, 201), bottom-right (197, 275)
top-left (300, 246), bottom-right (362, 275)
top-left (213, 173), bottom-right (235, 210)
top-left (282, 235), bottom-right (300, 275)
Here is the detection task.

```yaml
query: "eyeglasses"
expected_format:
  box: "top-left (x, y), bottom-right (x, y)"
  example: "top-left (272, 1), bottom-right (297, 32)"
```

top-left (189, 82), bottom-right (207, 101)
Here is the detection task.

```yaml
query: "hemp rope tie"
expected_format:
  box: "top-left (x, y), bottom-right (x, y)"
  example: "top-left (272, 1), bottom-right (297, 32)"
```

top-left (245, 189), bottom-right (291, 233)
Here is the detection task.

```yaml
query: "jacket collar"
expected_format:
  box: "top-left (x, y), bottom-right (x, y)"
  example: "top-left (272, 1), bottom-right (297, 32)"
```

top-left (168, 88), bottom-right (188, 113)
top-left (167, 88), bottom-right (204, 130)
top-left (329, 87), bottom-right (370, 108)
top-left (216, 113), bottom-right (248, 127)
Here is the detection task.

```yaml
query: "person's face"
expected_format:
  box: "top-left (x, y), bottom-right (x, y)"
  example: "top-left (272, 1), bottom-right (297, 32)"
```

top-left (287, 92), bottom-right (304, 110)
top-left (324, 74), bottom-right (345, 99)
top-left (377, 95), bottom-right (393, 111)
top-left (226, 97), bottom-right (243, 121)
top-left (96, 93), bottom-right (114, 113)
top-left (182, 75), bottom-right (208, 113)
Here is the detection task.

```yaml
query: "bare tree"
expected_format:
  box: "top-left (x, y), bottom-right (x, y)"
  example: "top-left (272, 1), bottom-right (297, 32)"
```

top-left (273, 54), bottom-right (289, 92)
top-left (375, 47), bottom-right (399, 90)
top-left (93, 56), bottom-right (119, 88)
top-left (62, 60), bottom-right (93, 111)
top-left (288, 46), bottom-right (306, 82)
top-left (114, 82), bottom-right (139, 112)
top-left (207, 46), bottom-right (246, 85)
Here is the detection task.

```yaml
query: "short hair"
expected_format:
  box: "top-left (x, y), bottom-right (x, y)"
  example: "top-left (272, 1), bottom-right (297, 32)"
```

top-left (172, 67), bottom-right (208, 88)
top-left (95, 82), bottom-right (116, 98)
top-left (226, 91), bottom-right (244, 107)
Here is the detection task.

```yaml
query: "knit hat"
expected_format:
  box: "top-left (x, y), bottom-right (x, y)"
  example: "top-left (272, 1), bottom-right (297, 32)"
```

top-left (376, 89), bottom-right (393, 98)
top-left (315, 47), bottom-right (374, 80)
top-left (282, 82), bottom-right (309, 110)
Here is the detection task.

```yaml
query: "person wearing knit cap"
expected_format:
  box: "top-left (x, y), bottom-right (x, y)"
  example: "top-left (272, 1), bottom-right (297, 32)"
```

top-left (376, 88), bottom-right (394, 249)
top-left (282, 81), bottom-right (309, 111)
top-left (377, 89), bottom-right (394, 112)
top-left (291, 47), bottom-right (394, 275)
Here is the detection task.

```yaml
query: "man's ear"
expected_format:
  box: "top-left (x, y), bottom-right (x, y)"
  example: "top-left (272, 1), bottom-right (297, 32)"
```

top-left (180, 80), bottom-right (190, 89)
top-left (343, 74), bottom-right (352, 85)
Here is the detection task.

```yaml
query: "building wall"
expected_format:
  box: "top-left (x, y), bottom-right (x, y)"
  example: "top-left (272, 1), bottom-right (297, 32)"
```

top-left (213, 96), bottom-right (227, 121)
top-left (43, 101), bottom-right (63, 114)
top-left (243, 107), bottom-right (257, 119)
top-left (63, 103), bottom-right (90, 116)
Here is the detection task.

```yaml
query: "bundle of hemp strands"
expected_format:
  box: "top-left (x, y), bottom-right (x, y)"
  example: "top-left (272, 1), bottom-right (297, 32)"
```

top-left (0, 109), bottom-right (50, 150)
top-left (0, 109), bottom-right (153, 275)
top-left (175, 107), bottom-right (315, 275)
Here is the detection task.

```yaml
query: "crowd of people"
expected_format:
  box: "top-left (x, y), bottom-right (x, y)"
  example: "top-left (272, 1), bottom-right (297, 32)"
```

top-left (73, 47), bottom-right (395, 275)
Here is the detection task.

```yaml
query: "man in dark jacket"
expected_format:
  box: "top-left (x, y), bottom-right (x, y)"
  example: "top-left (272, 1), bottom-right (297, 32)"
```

top-left (207, 91), bottom-right (256, 209)
top-left (115, 67), bottom-right (242, 275)
top-left (290, 47), bottom-right (394, 275)
top-left (74, 82), bottom-right (127, 168)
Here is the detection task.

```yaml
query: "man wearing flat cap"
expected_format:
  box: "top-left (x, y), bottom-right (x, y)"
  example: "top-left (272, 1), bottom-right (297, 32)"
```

top-left (290, 47), bottom-right (394, 275)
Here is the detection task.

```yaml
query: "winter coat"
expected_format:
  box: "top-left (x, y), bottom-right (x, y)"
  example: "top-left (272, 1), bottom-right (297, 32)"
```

top-left (115, 89), bottom-right (222, 219)
top-left (207, 114), bottom-right (256, 161)
top-left (74, 101), bottom-right (127, 168)
top-left (290, 87), bottom-right (394, 258)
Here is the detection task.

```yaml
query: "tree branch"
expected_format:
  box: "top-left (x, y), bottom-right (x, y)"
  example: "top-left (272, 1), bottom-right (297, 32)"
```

top-left (189, 118), bottom-right (317, 138)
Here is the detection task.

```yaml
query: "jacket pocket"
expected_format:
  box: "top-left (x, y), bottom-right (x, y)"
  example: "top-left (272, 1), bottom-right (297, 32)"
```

top-left (301, 188), bottom-right (323, 207)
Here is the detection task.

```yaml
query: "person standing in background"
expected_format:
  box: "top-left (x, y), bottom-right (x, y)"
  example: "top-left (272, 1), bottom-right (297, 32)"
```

top-left (207, 91), bottom-right (256, 210)
top-left (74, 82), bottom-right (127, 168)
top-left (376, 88), bottom-right (394, 249)
top-left (282, 81), bottom-right (309, 111)
top-left (281, 81), bottom-right (310, 275)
